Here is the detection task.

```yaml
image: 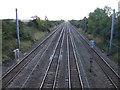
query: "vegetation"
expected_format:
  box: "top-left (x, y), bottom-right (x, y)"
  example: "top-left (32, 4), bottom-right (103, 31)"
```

top-left (2, 17), bottom-right (64, 63)
top-left (70, 6), bottom-right (120, 62)
top-left (0, 20), bottom-right (2, 63)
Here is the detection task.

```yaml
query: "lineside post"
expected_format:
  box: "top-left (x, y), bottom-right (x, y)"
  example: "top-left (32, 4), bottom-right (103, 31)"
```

top-left (45, 16), bottom-right (50, 32)
top-left (89, 40), bottom-right (94, 72)
top-left (84, 17), bottom-right (87, 32)
top-left (15, 8), bottom-right (20, 59)
top-left (109, 9), bottom-right (115, 54)
top-left (13, 49), bottom-right (19, 60)
top-left (16, 8), bottom-right (20, 50)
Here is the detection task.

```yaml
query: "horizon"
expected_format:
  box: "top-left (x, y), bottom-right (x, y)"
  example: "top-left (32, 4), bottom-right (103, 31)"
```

top-left (0, 0), bottom-right (119, 20)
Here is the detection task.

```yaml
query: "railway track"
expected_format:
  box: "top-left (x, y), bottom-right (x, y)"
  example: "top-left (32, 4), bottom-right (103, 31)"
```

top-left (1, 23), bottom-right (64, 88)
top-left (52, 26), bottom-right (68, 88)
top-left (2, 22), bottom-right (118, 89)
top-left (39, 26), bottom-right (64, 88)
top-left (21, 27), bottom-right (64, 88)
top-left (67, 28), bottom-right (83, 89)
top-left (2, 22), bottom-right (84, 89)
top-left (69, 23), bottom-right (120, 89)
top-left (40, 23), bottom-right (83, 89)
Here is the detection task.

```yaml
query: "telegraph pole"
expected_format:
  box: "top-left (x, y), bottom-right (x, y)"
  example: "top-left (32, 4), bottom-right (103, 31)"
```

top-left (109, 9), bottom-right (115, 54)
top-left (84, 17), bottom-right (87, 32)
top-left (45, 16), bottom-right (49, 32)
top-left (45, 16), bottom-right (47, 21)
top-left (16, 8), bottom-right (20, 50)
top-left (45, 16), bottom-right (47, 30)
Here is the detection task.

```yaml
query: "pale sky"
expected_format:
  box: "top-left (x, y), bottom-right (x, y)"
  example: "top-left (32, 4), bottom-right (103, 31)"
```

top-left (0, 0), bottom-right (119, 20)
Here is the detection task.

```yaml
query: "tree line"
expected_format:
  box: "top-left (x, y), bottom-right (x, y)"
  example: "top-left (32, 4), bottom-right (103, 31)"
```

top-left (2, 17), bottom-right (64, 63)
top-left (70, 6), bottom-right (120, 62)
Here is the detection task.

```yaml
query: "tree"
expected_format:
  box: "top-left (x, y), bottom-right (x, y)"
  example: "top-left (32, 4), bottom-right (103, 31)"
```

top-left (28, 16), bottom-right (45, 31)
top-left (87, 8), bottom-right (111, 38)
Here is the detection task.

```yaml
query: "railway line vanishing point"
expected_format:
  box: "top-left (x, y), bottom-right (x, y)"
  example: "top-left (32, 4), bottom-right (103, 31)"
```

top-left (2, 22), bottom-right (119, 89)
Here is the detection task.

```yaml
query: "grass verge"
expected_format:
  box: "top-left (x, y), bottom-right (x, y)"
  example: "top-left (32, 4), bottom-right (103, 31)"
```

top-left (78, 28), bottom-right (119, 62)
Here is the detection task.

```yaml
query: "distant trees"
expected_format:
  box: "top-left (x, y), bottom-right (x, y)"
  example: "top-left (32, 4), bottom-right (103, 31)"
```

top-left (2, 19), bottom-right (16, 39)
top-left (28, 16), bottom-right (45, 31)
top-left (2, 18), bottom-right (64, 63)
top-left (3, 17), bottom-right (64, 42)
top-left (87, 8), bottom-right (111, 38)
top-left (70, 7), bottom-right (120, 61)
top-left (28, 16), bottom-right (64, 32)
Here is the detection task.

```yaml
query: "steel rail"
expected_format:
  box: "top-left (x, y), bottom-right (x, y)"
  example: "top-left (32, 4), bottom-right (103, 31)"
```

top-left (39, 27), bottom-right (64, 89)
top-left (69, 28), bottom-right (84, 89)
top-left (20, 26), bottom-right (64, 89)
top-left (68, 23), bottom-right (90, 88)
top-left (67, 27), bottom-right (71, 89)
top-left (52, 26), bottom-right (65, 89)
top-left (68, 24), bottom-right (90, 88)
top-left (70, 23), bottom-right (120, 89)
top-left (71, 24), bottom-right (119, 78)
top-left (2, 23), bottom-right (63, 88)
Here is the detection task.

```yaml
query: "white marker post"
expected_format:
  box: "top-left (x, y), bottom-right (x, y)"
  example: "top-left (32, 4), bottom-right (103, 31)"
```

top-left (13, 49), bottom-right (19, 60)
top-left (16, 48), bottom-right (19, 59)
top-left (13, 49), bottom-right (17, 60)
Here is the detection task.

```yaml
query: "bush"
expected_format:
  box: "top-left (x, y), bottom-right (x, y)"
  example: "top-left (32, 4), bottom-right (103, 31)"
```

top-left (20, 30), bottom-right (31, 40)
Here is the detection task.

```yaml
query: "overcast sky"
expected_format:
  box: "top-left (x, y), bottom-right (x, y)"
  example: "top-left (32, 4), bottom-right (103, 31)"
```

top-left (0, 0), bottom-right (119, 20)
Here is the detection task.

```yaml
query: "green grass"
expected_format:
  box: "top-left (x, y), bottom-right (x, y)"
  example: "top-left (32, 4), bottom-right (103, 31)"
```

top-left (23, 26), bottom-right (46, 42)
top-left (78, 28), bottom-right (102, 44)
top-left (112, 53), bottom-right (119, 62)
top-left (78, 28), bottom-right (119, 62)
top-left (20, 40), bottom-right (31, 52)
top-left (0, 29), bottom-right (2, 63)
top-left (2, 26), bottom-right (47, 62)
top-left (32, 31), bottom-right (46, 41)
top-left (0, 36), bottom-right (1, 47)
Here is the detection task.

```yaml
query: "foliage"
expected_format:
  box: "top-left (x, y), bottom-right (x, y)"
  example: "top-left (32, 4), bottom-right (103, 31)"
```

top-left (87, 8), bottom-right (111, 39)
top-left (28, 16), bottom-right (45, 31)
top-left (70, 7), bottom-right (120, 62)
top-left (2, 19), bottom-right (16, 39)
top-left (2, 18), bottom-right (63, 63)
top-left (28, 16), bottom-right (64, 32)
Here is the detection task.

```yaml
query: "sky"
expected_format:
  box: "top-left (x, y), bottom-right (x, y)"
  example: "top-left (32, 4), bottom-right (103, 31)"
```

top-left (0, 0), bottom-right (119, 20)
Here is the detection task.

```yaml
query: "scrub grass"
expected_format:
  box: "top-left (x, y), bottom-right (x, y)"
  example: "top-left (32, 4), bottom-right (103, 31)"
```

top-left (78, 28), bottom-right (102, 44)
top-left (20, 40), bottom-right (31, 52)
top-left (0, 29), bottom-right (2, 63)
top-left (2, 26), bottom-right (47, 62)
top-left (32, 30), bottom-right (46, 42)
top-left (78, 28), bottom-right (119, 62)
